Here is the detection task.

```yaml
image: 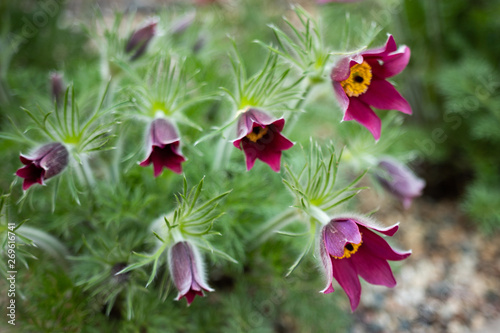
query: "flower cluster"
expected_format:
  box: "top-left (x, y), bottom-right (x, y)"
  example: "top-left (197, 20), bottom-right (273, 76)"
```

top-left (8, 4), bottom-right (419, 316)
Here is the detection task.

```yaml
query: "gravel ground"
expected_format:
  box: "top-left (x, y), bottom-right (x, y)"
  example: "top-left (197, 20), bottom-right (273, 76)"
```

top-left (350, 191), bottom-right (500, 333)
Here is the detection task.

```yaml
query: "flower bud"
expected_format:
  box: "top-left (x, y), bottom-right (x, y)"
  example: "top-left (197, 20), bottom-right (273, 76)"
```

top-left (168, 241), bottom-right (214, 306)
top-left (375, 157), bottom-right (425, 209)
top-left (125, 19), bottom-right (157, 61)
top-left (16, 142), bottom-right (69, 190)
top-left (139, 118), bottom-right (186, 177)
top-left (50, 72), bottom-right (65, 105)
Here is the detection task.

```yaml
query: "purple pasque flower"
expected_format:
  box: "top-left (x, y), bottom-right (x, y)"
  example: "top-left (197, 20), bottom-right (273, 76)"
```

top-left (375, 157), bottom-right (425, 209)
top-left (168, 241), bottom-right (214, 306)
top-left (232, 109), bottom-right (294, 172)
top-left (125, 19), bottom-right (157, 61)
top-left (16, 142), bottom-right (69, 191)
top-left (319, 216), bottom-right (411, 311)
top-left (331, 35), bottom-right (412, 140)
top-left (140, 118), bottom-right (186, 177)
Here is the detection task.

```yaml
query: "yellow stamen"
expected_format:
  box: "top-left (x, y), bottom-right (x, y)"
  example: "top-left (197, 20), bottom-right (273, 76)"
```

top-left (246, 126), bottom-right (268, 142)
top-left (340, 62), bottom-right (372, 97)
top-left (331, 238), bottom-right (363, 259)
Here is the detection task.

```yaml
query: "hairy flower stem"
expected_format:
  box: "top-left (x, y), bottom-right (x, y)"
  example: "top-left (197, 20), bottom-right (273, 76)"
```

top-left (211, 129), bottom-right (233, 172)
top-left (285, 80), bottom-right (316, 135)
top-left (246, 207), bottom-right (299, 249)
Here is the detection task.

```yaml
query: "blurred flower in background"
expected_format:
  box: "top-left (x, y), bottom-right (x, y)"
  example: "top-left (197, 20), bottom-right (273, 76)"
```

top-left (50, 72), bottom-right (65, 105)
top-left (375, 157), bottom-right (425, 209)
top-left (125, 19), bottom-right (158, 61)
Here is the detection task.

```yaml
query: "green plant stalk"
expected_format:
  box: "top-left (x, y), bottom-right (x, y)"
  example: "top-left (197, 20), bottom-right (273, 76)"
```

top-left (246, 207), bottom-right (299, 249)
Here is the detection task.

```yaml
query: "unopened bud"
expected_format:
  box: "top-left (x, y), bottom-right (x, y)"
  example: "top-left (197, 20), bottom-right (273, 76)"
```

top-left (16, 142), bottom-right (69, 190)
top-left (125, 19), bottom-right (158, 61)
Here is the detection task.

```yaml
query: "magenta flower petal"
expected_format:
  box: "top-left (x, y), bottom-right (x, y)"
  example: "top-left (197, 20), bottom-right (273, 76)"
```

top-left (234, 109), bottom-right (276, 141)
top-left (16, 164), bottom-right (45, 190)
top-left (359, 226), bottom-right (412, 261)
top-left (332, 81), bottom-right (350, 113)
top-left (352, 219), bottom-right (400, 237)
top-left (361, 35), bottom-right (398, 58)
top-left (358, 78), bottom-right (412, 115)
top-left (366, 46), bottom-right (411, 79)
top-left (343, 98), bottom-right (382, 140)
top-left (16, 142), bottom-right (69, 191)
top-left (319, 240), bottom-right (335, 294)
top-left (252, 147), bottom-right (281, 172)
top-left (351, 246), bottom-right (397, 287)
top-left (323, 219), bottom-right (361, 257)
top-left (331, 54), bottom-right (363, 82)
top-left (232, 109), bottom-right (293, 172)
top-left (140, 118), bottom-right (185, 177)
top-left (331, 258), bottom-right (361, 312)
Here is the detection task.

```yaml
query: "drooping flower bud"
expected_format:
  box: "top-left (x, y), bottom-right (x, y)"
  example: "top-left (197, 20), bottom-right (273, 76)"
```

top-left (232, 109), bottom-right (294, 172)
top-left (168, 241), bottom-right (214, 306)
top-left (139, 118), bottom-right (186, 177)
top-left (16, 142), bottom-right (69, 191)
top-left (125, 19), bottom-right (157, 61)
top-left (50, 72), bottom-right (65, 105)
top-left (375, 157), bottom-right (425, 209)
top-left (319, 216), bottom-right (411, 311)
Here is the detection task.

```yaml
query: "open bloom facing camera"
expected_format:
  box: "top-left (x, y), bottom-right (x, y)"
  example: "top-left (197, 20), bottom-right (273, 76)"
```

top-left (16, 142), bottom-right (69, 191)
top-left (331, 35), bottom-right (412, 140)
top-left (319, 216), bottom-right (411, 311)
top-left (168, 241), bottom-right (214, 306)
top-left (140, 118), bottom-right (186, 177)
top-left (232, 109), bottom-right (294, 172)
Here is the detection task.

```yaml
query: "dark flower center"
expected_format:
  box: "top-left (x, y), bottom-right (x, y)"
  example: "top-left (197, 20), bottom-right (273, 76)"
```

top-left (246, 126), bottom-right (268, 142)
top-left (340, 61), bottom-right (373, 97)
top-left (331, 235), bottom-right (363, 260)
